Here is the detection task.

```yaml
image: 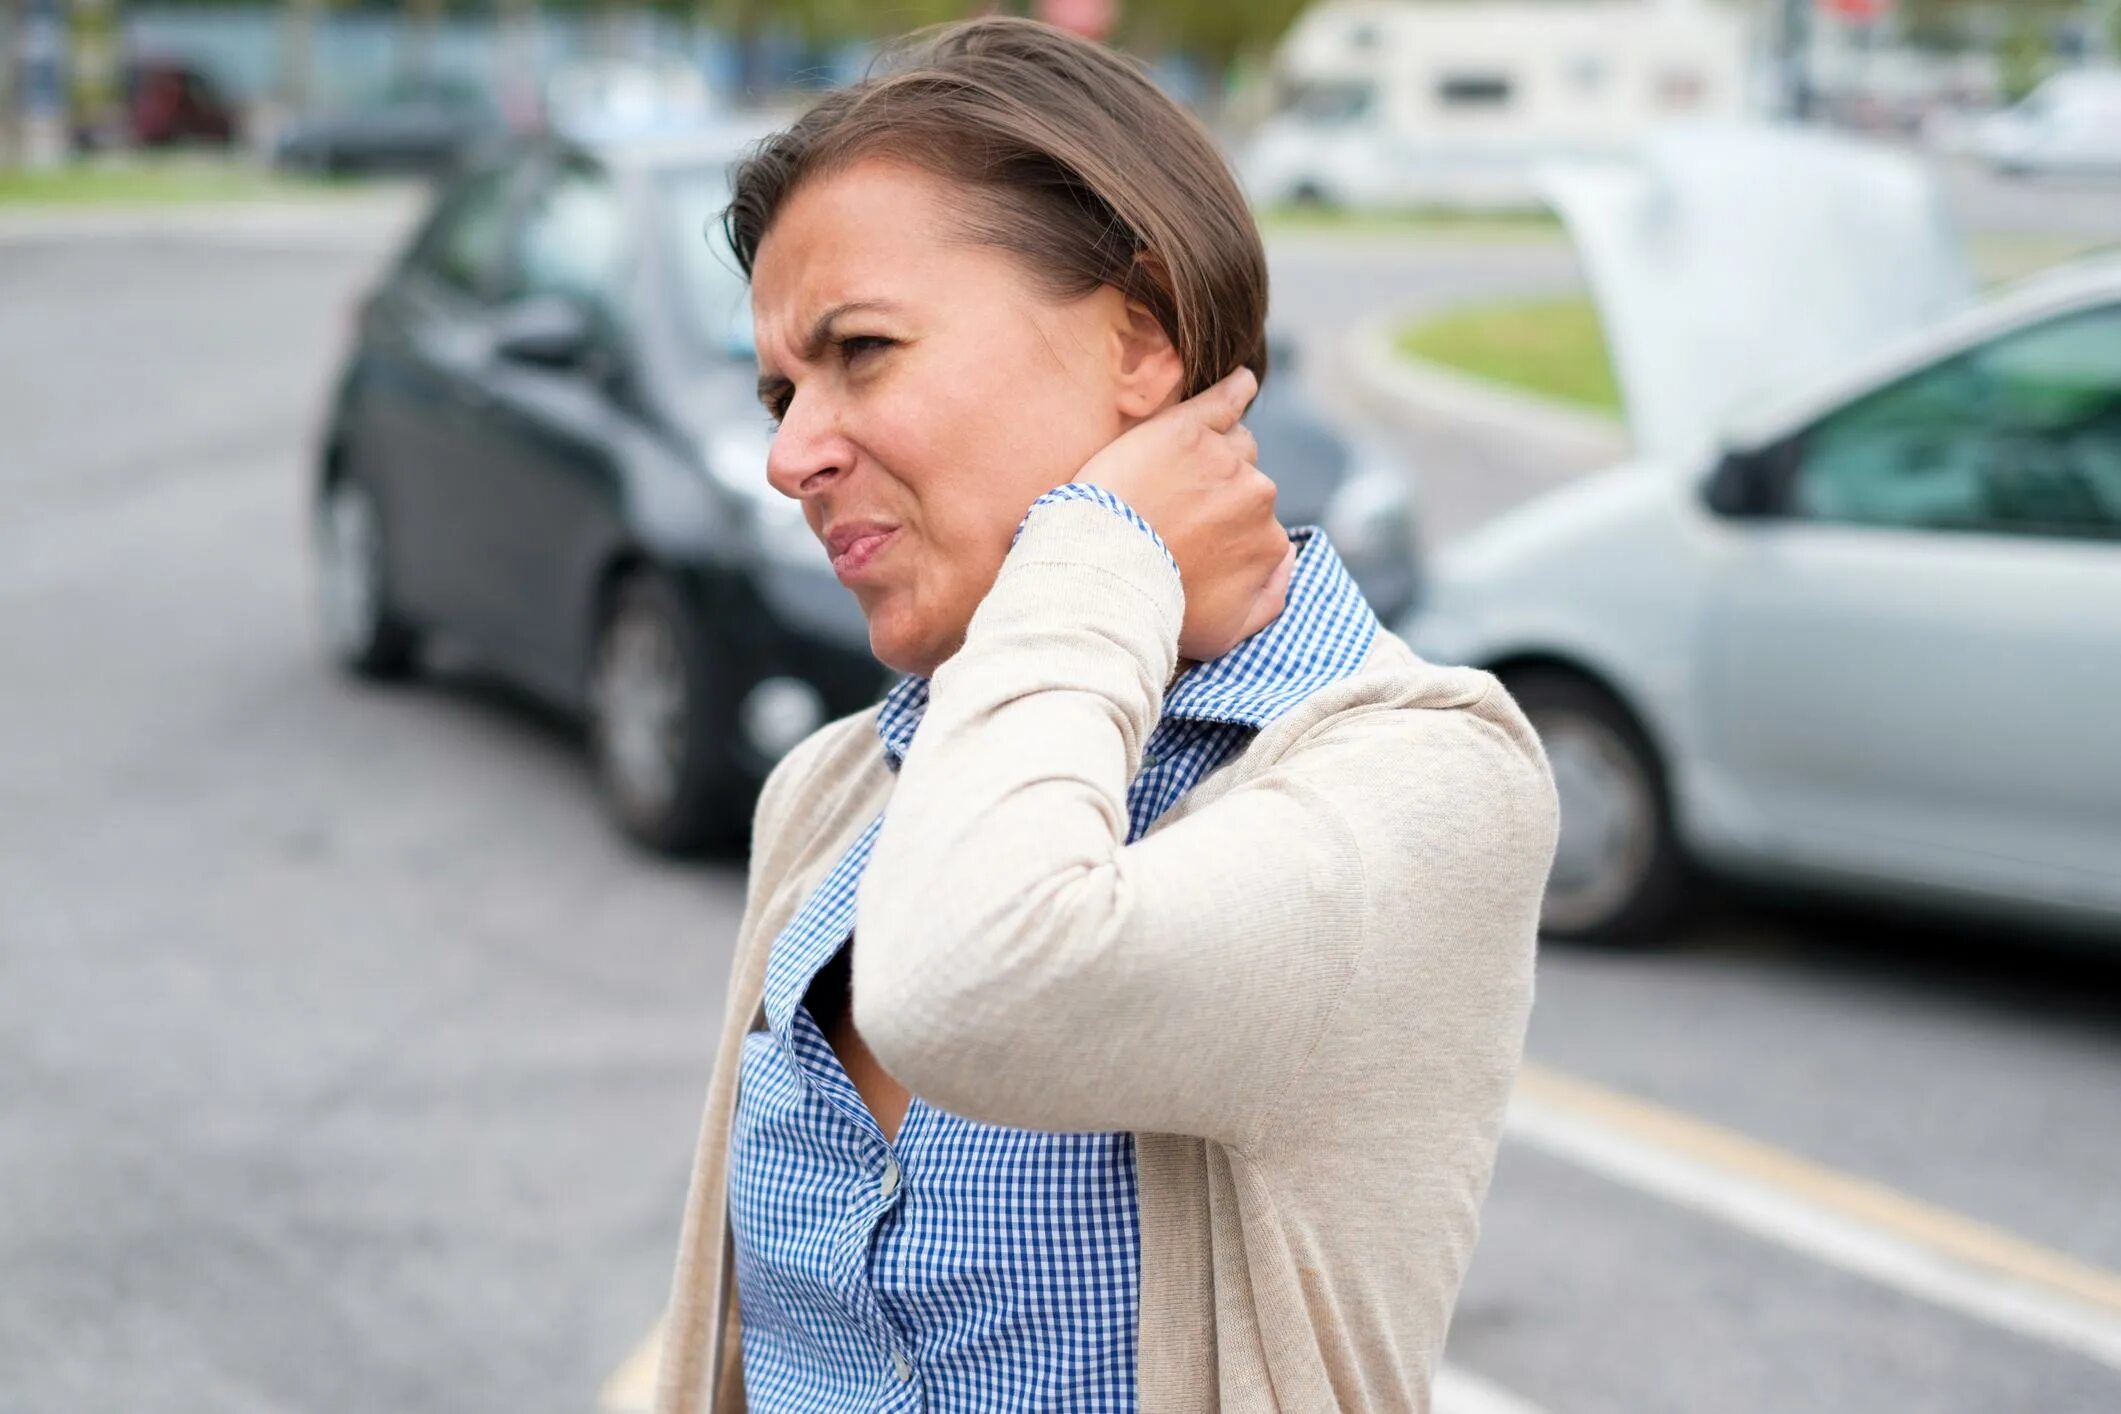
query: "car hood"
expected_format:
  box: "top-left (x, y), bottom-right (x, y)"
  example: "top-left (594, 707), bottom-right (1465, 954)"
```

top-left (1538, 124), bottom-right (1974, 461)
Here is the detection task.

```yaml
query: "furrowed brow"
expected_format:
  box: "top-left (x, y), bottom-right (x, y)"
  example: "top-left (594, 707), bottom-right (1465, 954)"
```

top-left (801, 299), bottom-right (900, 359)
top-left (755, 300), bottom-right (902, 413)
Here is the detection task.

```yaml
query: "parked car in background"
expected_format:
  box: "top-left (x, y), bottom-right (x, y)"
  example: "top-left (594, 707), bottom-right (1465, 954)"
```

top-left (1405, 128), bottom-right (2121, 943)
top-left (122, 57), bottom-right (237, 147)
top-left (274, 78), bottom-right (506, 177)
top-left (1972, 70), bottom-right (2121, 178)
top-left (314, 128), bottom-right (1421, 853)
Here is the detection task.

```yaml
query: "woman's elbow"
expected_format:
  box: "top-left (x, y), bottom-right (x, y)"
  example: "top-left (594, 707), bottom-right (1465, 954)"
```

top-left (848, 880), bottom-right (1107, 1123)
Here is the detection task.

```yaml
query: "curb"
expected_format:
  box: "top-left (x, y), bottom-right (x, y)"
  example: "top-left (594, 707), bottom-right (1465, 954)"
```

top-left (1342, 313), bottom-right (1631, 474)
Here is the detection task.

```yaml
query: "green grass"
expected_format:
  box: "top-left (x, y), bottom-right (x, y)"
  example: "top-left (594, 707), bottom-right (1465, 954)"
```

top-left (1396, 295), bottom-right (1622, 415)
top-left (0, 157), bottom-right (357, 207)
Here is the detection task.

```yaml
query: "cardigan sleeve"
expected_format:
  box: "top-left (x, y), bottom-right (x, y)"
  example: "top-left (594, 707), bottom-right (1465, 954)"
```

top-left (850, 498), bottom-right (1556, 1151)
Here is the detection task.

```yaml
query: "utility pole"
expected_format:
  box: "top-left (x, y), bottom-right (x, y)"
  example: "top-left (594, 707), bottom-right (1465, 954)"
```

top-left (68, 0), bottom-right (122, 150)
top-left (20, 0), bottom-right (63, 165)
top-left (1782, 0), bottom-right (1814, 122)
top-left (1, 0), bottom-right (18, 165)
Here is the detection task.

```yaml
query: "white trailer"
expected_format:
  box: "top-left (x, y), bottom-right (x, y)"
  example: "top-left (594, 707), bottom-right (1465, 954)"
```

top-left (1241, 0), bottom-right (1755, 211)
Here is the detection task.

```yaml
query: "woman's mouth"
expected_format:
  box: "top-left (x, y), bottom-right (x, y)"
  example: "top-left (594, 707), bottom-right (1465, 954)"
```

top-left (829, 528), bottom-right (899, 583)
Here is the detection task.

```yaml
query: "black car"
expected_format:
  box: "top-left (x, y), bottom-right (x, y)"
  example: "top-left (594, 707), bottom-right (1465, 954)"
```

top-left (313, 128), bottom-right (1421, 853)
top-left (274, 79), bottom-right (505, 177)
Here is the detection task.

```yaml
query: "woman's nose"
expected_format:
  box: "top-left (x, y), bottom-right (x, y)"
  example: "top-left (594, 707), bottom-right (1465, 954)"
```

top-left (764, 398), bottom-right (847, 502)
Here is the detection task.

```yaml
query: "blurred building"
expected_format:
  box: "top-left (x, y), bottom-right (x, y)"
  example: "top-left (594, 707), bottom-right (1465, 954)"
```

top-left (1240, 0), bottom-right (1754, 210)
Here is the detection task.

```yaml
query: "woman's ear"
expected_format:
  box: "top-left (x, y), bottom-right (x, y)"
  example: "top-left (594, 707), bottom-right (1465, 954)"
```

top-left (1111, 286), bottom-right (1184, 422)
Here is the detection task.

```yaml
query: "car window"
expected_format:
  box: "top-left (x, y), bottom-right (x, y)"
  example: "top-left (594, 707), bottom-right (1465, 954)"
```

top-left (410, 164), bottom-right (516, 302)
top-left (508, 159), bottom-right (628, 331)
top-left (1285, 80), bottom-right (1374, 126)
top-left (1793, 305), bottom-right (2121, 541)
top-left (657, 164), bottom-right (751, 359)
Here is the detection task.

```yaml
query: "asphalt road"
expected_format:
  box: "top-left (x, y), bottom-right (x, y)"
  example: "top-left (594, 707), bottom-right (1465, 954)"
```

top-left (2, 204), bottom-right (2117, 1414)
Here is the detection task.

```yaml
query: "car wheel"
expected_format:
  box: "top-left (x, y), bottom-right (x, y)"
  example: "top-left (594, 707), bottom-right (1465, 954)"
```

top-left (1505, 668), bottom-right (1687, 945)
top-left (587, 572), bottom-right (748, 855)
top-left (315, 471), bottom-right (422, 680)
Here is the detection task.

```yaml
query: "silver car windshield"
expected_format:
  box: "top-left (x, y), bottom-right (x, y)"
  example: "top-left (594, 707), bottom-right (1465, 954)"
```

top-left (659, 165), bottom-right (754, 361)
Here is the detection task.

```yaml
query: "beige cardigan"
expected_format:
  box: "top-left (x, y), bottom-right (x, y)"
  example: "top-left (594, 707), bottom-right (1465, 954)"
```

top-left (654, 502), bottom-right (1558, 1413)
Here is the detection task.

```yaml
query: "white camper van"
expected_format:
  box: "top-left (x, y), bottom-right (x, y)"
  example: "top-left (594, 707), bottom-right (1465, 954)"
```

top-left (1241, 0), bottom-right (1752, 210)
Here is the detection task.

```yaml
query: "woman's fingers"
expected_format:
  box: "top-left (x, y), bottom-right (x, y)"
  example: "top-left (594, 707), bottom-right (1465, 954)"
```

top-left (1186, 366), bottom-right (1258, 434)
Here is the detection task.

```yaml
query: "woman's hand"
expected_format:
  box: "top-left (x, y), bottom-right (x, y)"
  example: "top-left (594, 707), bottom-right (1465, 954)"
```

top-left (1076, 368), bottom-right (1296, 663)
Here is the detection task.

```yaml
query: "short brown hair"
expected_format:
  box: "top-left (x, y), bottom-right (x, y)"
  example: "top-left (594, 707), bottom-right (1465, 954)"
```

top-left (724, 16), bottom-right (1269, 397)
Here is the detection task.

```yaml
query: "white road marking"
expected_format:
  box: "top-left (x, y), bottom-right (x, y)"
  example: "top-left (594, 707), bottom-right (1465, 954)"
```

top-left (1511, 1063), bottom-right (2121, 1373)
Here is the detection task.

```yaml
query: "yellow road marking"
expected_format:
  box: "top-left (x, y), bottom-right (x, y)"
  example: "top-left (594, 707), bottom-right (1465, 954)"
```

top-left (1515, 1061), bottom-right (2121, 1318)
top-left (600, 1317), bottom-right (662, 1414)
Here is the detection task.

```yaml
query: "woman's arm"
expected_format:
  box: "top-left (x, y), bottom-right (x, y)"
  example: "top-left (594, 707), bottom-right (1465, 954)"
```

top-left (852, 498), bottom-right (1556, 1149)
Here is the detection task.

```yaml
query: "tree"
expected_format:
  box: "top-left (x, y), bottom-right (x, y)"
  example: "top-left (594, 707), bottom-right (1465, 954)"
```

top-left (1898, 0), bottom-right (2076, 49)
top-left (1119, 0), bottom-right (1310, 77)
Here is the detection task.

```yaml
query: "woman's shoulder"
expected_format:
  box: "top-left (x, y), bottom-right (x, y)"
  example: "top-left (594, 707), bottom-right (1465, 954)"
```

top-left (1256, 627), bottom-right (1546, 774)
top-left (1236, 627), bottom-right (1559, 875)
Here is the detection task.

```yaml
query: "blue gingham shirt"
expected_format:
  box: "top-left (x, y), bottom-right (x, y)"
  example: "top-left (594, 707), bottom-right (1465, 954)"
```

top-left (729, 486), bottom-right (1381, 1412)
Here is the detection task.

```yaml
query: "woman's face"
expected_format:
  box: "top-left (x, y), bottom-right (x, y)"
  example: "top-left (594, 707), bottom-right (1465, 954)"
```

top-left (750, 158), bottom-right (1180, 677)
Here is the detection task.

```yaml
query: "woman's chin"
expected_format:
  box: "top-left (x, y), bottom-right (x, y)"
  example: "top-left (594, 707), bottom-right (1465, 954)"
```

top-left (866, 605), bottom-right (954, 680)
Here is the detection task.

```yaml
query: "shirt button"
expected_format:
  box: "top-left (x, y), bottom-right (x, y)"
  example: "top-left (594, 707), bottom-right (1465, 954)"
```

top-left (891, 1350), bottom-right (913, 1382)
top-left (879, 1157), bottom-right (901, 1199)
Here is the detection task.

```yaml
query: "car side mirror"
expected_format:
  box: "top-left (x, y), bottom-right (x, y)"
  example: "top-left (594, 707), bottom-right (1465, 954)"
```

top-left (1704, 445), bottom-right (1781, 518)
top-left (492, 296), bottom-right (596, 369)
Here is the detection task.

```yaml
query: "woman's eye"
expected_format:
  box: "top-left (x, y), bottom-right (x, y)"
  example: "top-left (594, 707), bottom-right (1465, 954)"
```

top-left (838, 335), bottom-right (892, 361)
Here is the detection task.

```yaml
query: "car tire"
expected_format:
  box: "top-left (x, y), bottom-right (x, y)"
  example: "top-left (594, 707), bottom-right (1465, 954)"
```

top-left (315, 470), bottom-right (422, 681)
top-left (587, 571), bottom-right (749, 856)
top-left (1504, 668), bottom-right (1689, 946)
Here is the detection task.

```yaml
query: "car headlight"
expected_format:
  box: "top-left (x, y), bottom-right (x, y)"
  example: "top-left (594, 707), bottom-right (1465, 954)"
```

top-left (706, 425), bottom-right (825, 569)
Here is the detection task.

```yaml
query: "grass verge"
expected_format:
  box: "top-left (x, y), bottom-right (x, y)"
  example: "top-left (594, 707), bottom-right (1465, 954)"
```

top-left (0, 157), bottom-right (355, 207)
top-left (1395, 295), bottom-right (1621, 415)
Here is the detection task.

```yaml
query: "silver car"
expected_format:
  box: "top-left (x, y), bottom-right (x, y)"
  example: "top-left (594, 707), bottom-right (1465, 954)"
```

top-left (1404, 129), bottom-right (2121, 943)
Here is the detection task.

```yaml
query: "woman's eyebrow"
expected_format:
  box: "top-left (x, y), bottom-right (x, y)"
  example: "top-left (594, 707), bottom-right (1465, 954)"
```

top-left (800, 299), bottom-right (901, 358)
top-left (756, 299), bottom-right (904, 411)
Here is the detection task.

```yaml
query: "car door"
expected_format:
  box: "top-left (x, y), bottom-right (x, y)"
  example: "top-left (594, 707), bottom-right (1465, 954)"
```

top-left (461, 152), bottom-right (637, 699)
top-left (356, 158), bottom-right (528, 633)
top-left (1696, 303), bottom-right (2121, 918)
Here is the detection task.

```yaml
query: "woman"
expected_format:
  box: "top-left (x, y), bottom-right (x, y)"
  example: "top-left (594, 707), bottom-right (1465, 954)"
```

top-left (656, 18), bottom-right (1557, 1414)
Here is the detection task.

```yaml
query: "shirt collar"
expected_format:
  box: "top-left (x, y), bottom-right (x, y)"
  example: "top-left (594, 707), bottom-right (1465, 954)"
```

top-left (875, 526), bottom-right (1379, 769)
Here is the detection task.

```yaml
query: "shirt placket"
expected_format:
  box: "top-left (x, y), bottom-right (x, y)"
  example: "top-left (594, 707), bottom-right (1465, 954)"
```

top-left (782, 1005), bottom-right (928, 1410)
top-left (758, 814), bottom-right (932, 1406)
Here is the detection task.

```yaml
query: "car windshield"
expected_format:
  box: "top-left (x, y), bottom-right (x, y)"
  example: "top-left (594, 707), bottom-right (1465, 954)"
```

top-left (659, 163), bottom-right (754, 362)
